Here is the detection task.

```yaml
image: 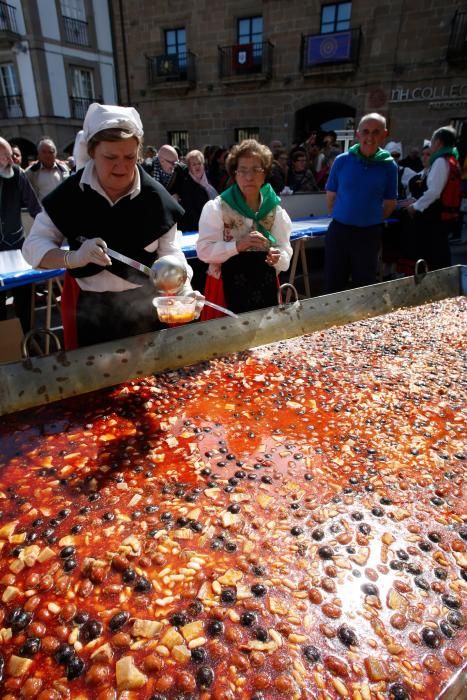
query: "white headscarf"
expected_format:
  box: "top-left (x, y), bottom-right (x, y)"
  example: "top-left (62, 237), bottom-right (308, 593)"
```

top-left (385, 141), bottom-right (402, 156)
top-left (73, 103), bottom-right (144, 170)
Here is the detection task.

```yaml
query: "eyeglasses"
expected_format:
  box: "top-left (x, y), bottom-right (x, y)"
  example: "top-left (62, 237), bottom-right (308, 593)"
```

top-left (161, 157), bottom-right (179, 167)
top-left (236, 167), bottom-right (264, 176)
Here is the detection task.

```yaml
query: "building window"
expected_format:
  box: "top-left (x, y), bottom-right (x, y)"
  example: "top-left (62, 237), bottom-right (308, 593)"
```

top-left (238, 16), bottom-right (263, 45)
top-left (0, 63), bottom-right (23, 118)
top-left (320, 3), bottom-right (351, 33)
top-left (237, 16), bottom-right (263, 69)
top-left (0, 1), bottom-right (18, 32)
top-left (60, 0), bottom-right (88, 46)
top-left (70, 66), bottom-right (95, 119)
top-left (165, 28), bottom-right (187, 68)
top-left (169, 130), bottom-right (189, 155)
top-left (235, 127), bottom-right (259, 142)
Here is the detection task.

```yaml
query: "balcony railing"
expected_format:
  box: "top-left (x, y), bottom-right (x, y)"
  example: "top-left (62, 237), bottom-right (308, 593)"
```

top-left (301, 28), bottom-right (361, 70)
top-left (70, 96), bottom-right (99, 120)
top-left (63, 15), bottom-right (89, 46)
top-left (146, 51), bottom-right (196, 85)
top-left (447, 10), bottom-right (467, 63)
top-left (0, 1), bottom-right (18, 34)
top-left (0, 94), bottom-right (23, 119)
top-left (218, 41), bottom-right (273, 79)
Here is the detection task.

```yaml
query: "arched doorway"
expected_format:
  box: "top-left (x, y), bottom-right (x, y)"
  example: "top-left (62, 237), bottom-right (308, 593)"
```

top-left (9, 137), bottom-right (36, 169)
top-left (294, 101), bottom-right (356, 145)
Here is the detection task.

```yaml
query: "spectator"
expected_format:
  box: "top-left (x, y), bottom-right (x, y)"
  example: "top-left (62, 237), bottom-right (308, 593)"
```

top-left (325, 112), bottom-right (398, 293)
top-left (66, 156), bottom-right (76, 173)
top-left (268, 147), bottom-right (289, 194)
top-left (307, 142), bottom-right (326, 178)
top-left (141, 145), bottom-right (157, 174)
top-left (197, 139), bottom-right (292, 317)
top-left (10, 144), bottom-right (22, 167)
top-left (407, 145), bottom-right (431, 200)
top-left (400, 146), bottom-right (423, 173)
top-left (23, 103), bottom-right (199, 349)
top-left (207, 147), bottom-right (230, 192)
top-left (322, 130), bottom-right (338, 154)
top-left (174, 150), bottom-right (217, 232)
top-left (25, 137), bottom-right (69, 201)
top-left (402, 125), bottom-right (461, 270)
top-left (152, 144), bottom-right (183, 189)
top-left (385, 141), bottom-right (417, 201)
top-left (287, 150), bottom-right (319, 193)
top-left (171, 150), bottom-right (217, 293)
top-left (0, 137), bottom-right (42, 334)
top-left (315, 147), bottom-right (340, 190)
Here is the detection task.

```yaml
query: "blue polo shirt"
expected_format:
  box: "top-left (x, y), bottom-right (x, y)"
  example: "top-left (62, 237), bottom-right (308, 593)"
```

top-left (326, 151), bottom-right (398, 227)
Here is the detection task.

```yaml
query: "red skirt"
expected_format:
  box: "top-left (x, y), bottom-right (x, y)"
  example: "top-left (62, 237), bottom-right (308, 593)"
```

top-left (201, 274), bottom-right (227, 321)
top-left (61, 272), bottom-right (80, 351)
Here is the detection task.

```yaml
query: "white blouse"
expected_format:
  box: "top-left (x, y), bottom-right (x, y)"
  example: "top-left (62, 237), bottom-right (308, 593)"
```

top-left (197, 196), bottom-right (293, 279)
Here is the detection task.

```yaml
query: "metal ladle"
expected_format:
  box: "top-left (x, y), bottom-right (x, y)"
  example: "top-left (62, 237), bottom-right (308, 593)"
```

top-left (76, 238), bottom-right (238, 317)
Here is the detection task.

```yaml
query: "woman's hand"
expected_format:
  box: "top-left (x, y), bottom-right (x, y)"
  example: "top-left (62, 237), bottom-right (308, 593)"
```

top-left (266, 247), bottom-right (281, 266)
top-left (236, 230), bottom-right (269, 253)
top-left (69, 237), bottom-right (112, 268)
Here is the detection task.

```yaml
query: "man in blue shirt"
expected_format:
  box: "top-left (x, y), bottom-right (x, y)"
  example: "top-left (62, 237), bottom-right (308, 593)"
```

top-left (325, 113), bottom-right (398, 293)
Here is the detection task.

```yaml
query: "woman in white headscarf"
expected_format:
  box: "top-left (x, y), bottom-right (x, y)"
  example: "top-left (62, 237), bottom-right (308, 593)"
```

top-left (23, 103), bottom-right (197, 349)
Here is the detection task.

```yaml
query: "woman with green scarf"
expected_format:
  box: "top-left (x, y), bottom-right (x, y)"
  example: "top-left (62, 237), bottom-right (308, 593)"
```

top-left (197, 140), bottom-right (292, 318)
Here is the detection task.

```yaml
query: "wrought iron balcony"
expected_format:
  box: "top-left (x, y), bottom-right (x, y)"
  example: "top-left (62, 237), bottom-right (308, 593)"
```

top-left (0, 1), bottom-right (19, 45)
top-left (70, 96), bottom-right (99, 120)
top-left (218, 41), bottom-right (273, 80)
top-left (447, 10), bottom-right (467, 64)
top-left (301, 28), bottom-right (361, 72)
top-left (0, 94), bottom-right (23, 119)
top-left (63, 15), bottom-right (89, 46)
top-left (146, 52), bottom-right (196, 86)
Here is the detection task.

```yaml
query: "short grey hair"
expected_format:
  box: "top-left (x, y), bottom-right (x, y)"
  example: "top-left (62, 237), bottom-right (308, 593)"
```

top-left (358, 112), bottom-right (387, 130)
top-left (37, 138), bottom-right (57, 152)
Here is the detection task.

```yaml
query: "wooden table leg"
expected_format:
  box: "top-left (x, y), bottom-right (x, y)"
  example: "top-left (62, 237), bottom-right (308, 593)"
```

top-left (286, 238), bottom-right (303, 302)
top-left (300, 238), bottom-right (311, 298)
top-left (45, 279), bottom-right (53, 354)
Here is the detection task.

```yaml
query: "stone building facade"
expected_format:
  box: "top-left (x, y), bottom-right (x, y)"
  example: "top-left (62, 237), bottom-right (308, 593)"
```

top-left (110, 0), bottom-right (467, 155)
top-left (0, 0), bottom-right (117, 163)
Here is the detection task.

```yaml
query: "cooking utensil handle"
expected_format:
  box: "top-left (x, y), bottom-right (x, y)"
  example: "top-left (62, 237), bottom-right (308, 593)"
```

top-left (203, 300), bottom-right (238, 318)
top-left (76, 236), bottom-right (152, 277)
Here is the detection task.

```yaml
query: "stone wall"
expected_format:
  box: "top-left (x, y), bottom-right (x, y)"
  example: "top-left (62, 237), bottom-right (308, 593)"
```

top-left (110, 0), bottom-right (467, 153)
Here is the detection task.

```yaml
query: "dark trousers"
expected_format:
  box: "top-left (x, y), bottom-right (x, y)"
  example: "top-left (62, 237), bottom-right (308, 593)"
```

top-left (325, 220), bottom-right (382, 294)
top-left (0, 285), bottom-right (33, 334)
top-left (76, 286), bottom-right (163, 347)
top-left (414, 215), bottom-right (451, 271)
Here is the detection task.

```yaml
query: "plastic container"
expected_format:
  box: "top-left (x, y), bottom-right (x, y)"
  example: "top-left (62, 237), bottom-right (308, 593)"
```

top-left (152, 295), bottom-right (197, 325)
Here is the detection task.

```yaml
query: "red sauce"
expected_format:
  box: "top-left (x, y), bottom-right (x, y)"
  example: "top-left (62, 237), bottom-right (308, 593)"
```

top-left (0, 297), bottom-right (465, 699)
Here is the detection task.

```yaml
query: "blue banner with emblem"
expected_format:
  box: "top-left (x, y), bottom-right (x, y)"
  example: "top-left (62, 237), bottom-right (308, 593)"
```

top-left (307, 31), bottom-right (351, 65)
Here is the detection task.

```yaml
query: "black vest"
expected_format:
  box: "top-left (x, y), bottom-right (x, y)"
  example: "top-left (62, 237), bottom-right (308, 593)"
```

top-left (43, 165), bottom-right (184, 281)
top-left (0, 167), bottom-right (26, 251)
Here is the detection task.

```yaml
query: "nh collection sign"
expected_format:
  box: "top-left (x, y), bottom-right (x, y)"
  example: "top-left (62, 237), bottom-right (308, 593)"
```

top-left (390, 84), bottom-right (467, 103)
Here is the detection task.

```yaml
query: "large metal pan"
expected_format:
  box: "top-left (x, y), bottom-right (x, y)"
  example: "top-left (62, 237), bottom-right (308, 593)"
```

top-left (0, 264), bottom-right (465, 417)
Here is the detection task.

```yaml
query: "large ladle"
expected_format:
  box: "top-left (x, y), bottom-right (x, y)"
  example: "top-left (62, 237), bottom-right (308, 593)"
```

top-left (76, 237), bottom-right (237, 318)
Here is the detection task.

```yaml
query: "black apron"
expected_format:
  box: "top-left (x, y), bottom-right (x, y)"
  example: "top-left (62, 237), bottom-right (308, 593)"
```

top-left (221, 251), bottom-right (278, 314)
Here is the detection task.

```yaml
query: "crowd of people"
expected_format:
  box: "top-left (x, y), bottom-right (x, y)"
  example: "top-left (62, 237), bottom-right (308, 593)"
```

top-left (0, 102), bottom-right (464, 353)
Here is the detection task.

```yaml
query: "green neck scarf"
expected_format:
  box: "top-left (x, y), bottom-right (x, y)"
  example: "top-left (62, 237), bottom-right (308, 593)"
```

top-left (221, 183), bottom-right (279, 244)
top-left (429, 146), bottom-right (459, 166)
top-left (348, 144), bottom-right (394, 164)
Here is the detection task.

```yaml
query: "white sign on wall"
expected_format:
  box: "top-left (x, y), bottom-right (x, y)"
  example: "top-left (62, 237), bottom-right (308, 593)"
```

top-left (390, 84), bottom-right (467, 103)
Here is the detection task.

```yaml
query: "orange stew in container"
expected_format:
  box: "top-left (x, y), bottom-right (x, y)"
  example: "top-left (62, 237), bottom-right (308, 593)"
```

top-left (0, 297), bottom-right (465, 700)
